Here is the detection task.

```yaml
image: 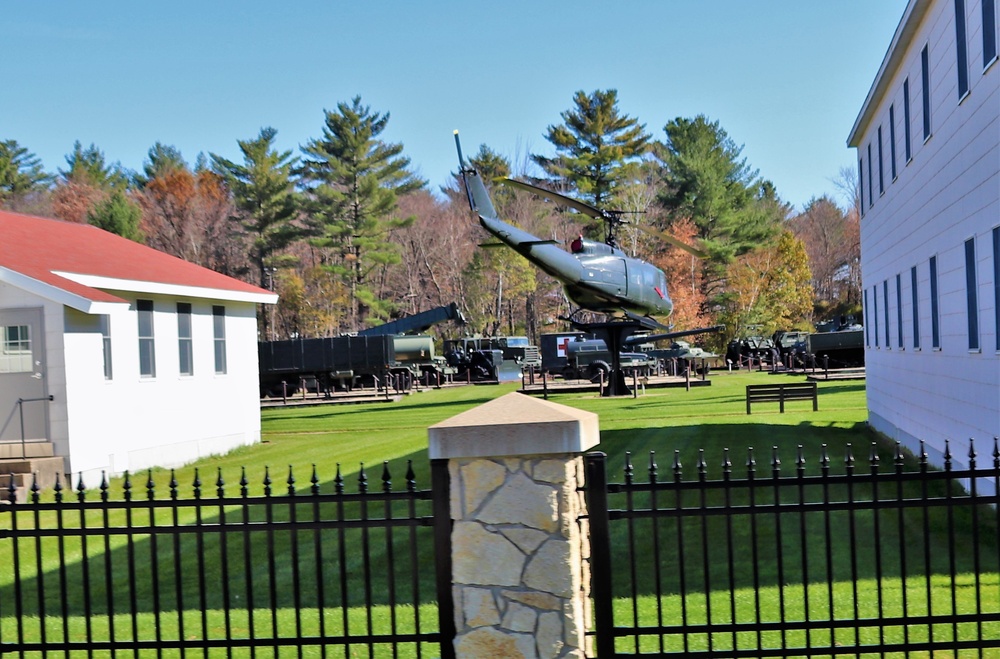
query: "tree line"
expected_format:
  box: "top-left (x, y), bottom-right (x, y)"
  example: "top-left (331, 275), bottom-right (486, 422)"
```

top-left (0, 91), bottom-right (861, 349)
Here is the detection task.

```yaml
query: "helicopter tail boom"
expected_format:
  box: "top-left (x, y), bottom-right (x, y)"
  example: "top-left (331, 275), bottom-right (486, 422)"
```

top-left (454, 131), bottom-right (499, 221)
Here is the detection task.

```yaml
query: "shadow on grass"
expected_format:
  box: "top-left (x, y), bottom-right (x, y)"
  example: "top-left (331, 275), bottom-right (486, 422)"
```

top-left (2, 417), bottom-right (996, 625)
top-left (1, 448), bottom-right (442, 620)
top-left (594, 423), bottom-right (999, 599)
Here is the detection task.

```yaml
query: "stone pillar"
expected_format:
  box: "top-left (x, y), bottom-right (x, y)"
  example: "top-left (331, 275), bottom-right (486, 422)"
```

top-left (428, 392), bottom-right (599, 659)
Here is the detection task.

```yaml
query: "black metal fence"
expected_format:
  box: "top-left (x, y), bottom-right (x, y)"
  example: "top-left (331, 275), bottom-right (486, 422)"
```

top-left (0, 460), bottom-right (455, 658)
top-left (585, 438), bottom-right (1000, 657)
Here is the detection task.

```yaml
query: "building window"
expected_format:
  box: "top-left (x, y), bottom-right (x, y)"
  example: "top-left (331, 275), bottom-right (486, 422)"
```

top-left (100, 315), bottom-right (112, 380)
top-left (930, 256), bottom-right (940, 348)
top-left (965, 238), bottom-right (979, 350)
top-left (889, 105), bottom-right (898, 180)
top-left (896, 274), bottom-right (904, 348)
top-left (859, 158), bottom-right (865, 218)
top-left (138, 299), bottom-right (156, 378)
top-left (883, 280), bottom-right (891, 347)
top-left (873, 285), bottom-right (880, 348)
top-left (864, 288), bottom-right (871, 346)
top-left (955, 0), bottom-right (970, 98)
top-left (985, 0), bottom-right (997, 67)
top-left (213, 305), bottom-right (227, 375)
top-left (0, 325), bottom-right (32, 373)
top-left (178, 302), bottom-right (193, 376)
top-left (877, 126), bottom-right (885, 195)
top-left (993, 227), bottom-right (1000, 351)
top-left (867, 143), bottom-right (874, 209)
top-left (911, 266), bottom-right (921, 349)
top-left (903, 78), bottom-right (913, 162)
top-left (922, 45), bottom-right (932, 141)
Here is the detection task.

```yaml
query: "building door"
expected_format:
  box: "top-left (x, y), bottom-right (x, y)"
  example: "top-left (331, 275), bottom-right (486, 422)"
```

top-left (0, 308), bottom-right (48, 443)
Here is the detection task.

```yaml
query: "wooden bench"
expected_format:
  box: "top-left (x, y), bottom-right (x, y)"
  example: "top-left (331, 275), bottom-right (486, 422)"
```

top-left (746, 382), bottom-right (818, 414)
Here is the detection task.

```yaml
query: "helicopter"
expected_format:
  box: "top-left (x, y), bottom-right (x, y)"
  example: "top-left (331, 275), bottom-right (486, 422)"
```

top-left (454, 131), bottom-right (722, 395)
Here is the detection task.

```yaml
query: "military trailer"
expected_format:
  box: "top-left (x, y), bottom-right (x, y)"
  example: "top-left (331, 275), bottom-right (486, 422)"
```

top-left (258, 335), bottom-right (398, 397)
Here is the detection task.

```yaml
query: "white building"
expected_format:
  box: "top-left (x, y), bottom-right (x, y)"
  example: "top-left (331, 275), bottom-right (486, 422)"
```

top-left (847, 0), bottom-right (998, 477)
top-left (0, 210), bottom-right (277, 491)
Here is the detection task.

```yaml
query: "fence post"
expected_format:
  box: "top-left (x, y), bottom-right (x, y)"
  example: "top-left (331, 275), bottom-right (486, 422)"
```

top-left (429, 391), bottom-right (599, 659)
top-left (585, 452), bottom-right (615, 659)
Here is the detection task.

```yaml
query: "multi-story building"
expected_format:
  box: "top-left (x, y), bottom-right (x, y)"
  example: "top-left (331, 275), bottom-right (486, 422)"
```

top-left (847, 0), bottom-right (998, 483)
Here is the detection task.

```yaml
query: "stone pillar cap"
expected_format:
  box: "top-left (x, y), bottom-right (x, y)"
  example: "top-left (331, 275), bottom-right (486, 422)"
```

top-left (428, 391), bottom-right (600, 460)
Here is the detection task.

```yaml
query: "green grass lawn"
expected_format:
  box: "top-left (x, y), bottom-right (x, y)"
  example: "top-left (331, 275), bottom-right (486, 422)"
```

top-left (1, 372), bottom-right (996, 657)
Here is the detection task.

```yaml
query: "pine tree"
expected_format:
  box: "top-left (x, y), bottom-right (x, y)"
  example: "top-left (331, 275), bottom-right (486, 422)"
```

top-left (532, 89), bottom-right (650, 208)
top-left (211, 127), bottom-right (301, 290)
top-left (298, 96), bottom-right (425, 329)
top-left (86, 190), bottom-right (144, 241)
top-left (0, 139), bottom-right (52, 206)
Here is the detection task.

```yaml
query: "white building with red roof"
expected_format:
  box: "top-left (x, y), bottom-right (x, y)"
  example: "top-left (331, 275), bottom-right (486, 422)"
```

top-left (0, 209), bottom-right (277, 495)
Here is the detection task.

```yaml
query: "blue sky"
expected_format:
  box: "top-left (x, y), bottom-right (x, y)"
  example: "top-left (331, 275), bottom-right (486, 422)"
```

top-left (3, 1), bottom-right (908, 213)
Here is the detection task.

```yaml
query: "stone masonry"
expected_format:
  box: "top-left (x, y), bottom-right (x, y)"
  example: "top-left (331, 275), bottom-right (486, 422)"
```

top-left (428, 392), bottom-right (600, 659)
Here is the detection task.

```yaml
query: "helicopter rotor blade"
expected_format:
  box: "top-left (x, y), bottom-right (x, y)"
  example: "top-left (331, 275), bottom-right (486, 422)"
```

top-left (501, 178), bottom-right (611, 222)
top-left (637, 224), bottom-right (708, 259)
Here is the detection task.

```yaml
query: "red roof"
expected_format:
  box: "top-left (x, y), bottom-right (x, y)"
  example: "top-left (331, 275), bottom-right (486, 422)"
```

top-left (0, 209), bottom-right (273, 306)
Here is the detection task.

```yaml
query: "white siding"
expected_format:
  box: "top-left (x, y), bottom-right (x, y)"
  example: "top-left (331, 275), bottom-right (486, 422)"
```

top-left (852, 0), bottom-right (999, 480)
top-left (2, 281), bottom-right (262, 485)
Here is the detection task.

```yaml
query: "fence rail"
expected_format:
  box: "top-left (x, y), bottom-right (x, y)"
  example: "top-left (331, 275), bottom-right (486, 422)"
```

top-left (0, 460), bottom-right (454, 658)
top-left (586, 438), bottom-right (1000, 657)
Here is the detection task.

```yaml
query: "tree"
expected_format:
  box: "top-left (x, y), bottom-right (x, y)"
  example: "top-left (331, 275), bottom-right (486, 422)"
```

top-left (715, 231), bottom-right (813, 344)
top-left (0, 139), bottom-right (52, 208)
top-left (52, 141), bottom-right (130, 224)
top-left (86, 190), bottom-right (143, 241)
top-left (134, 142), bottom-right (187, 187)
top-left (532, 89), bottom-right (650, 209)
top-left (299, 96), bottom-right (425, 330)
top-left (60, 141), bottom-right (129, 190)
top-left (211, 127), bottom-right (300, 290)
top-left (787, 196), bottom-right (856, 311)
top-left (652, 115), bottom-right (782, 310)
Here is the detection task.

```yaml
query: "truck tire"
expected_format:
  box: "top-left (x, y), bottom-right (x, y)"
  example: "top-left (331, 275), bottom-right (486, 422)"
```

top-left (589, 360), bottom-right (611, 383)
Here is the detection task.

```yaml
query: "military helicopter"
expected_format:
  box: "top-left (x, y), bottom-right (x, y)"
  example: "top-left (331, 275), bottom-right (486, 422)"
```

top-left (454, 131), bottom-right (722, 395)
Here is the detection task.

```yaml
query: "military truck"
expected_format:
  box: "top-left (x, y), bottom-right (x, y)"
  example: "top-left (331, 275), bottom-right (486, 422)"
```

top-left (540, 333), bottom-right (655, 381)
top-left (442, 335), bottom-right (541, 382)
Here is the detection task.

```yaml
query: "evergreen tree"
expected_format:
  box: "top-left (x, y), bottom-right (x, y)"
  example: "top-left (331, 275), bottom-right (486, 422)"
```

top-left (60, 141), bottom-right (129, 190)
top-left (532, 89), bottom-right (650, 208)
top-left (135, 142), bottom-right (187, 187)
top-left (652, 115), bottom-right (781, 305)
top-left (86, 190), bottom-right (144, 241)
top-left (211, 127), bottom-right (301, 290)
top-left (0, 139), bottom-right (52, 206)
top-left (298, 96), bottom-right (425, 329)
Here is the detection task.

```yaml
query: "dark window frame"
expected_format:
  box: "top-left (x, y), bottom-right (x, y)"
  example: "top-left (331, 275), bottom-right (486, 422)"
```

top-left (930, 256), bottom-right (940, 349)
top-left (904, 78), bottom-right (913, 162)
top-left (177, 302), bottom-right (194, 376)
top-left (877, 126), bottom-right (885, 195)
top-left (884, 279), bottom-right (891, 348)
top-left (137, 299), bottom-right (156, 378)
top-left (859, 158), bottom-right (865, 218)
top-left (911, 266), bottom-right (921, 349)
top-left (873, 285), bottom-right (880, 348)
top-left (867, 143), bottom-right (874, 208)
top-left (985, 0), bottom-right (997, 67)
top-left (965, 238), bottom-right (979, 351)
top-left (100, 315), bottom-right (112, 381)
top-left (956, 0), bottom-right (970, 98)
top-left (922, 45), bottom-right (932, 141)
top-left (889, 105), bottom-right (898, 180)
top-left (864, 288), bottom-right (871, 347)
top-left (213, 305), bottom-right (227, 375)
top-left (896, 274), bottom-right (904, 348)
top-left (993, 227), bottom-right (1000, 351)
